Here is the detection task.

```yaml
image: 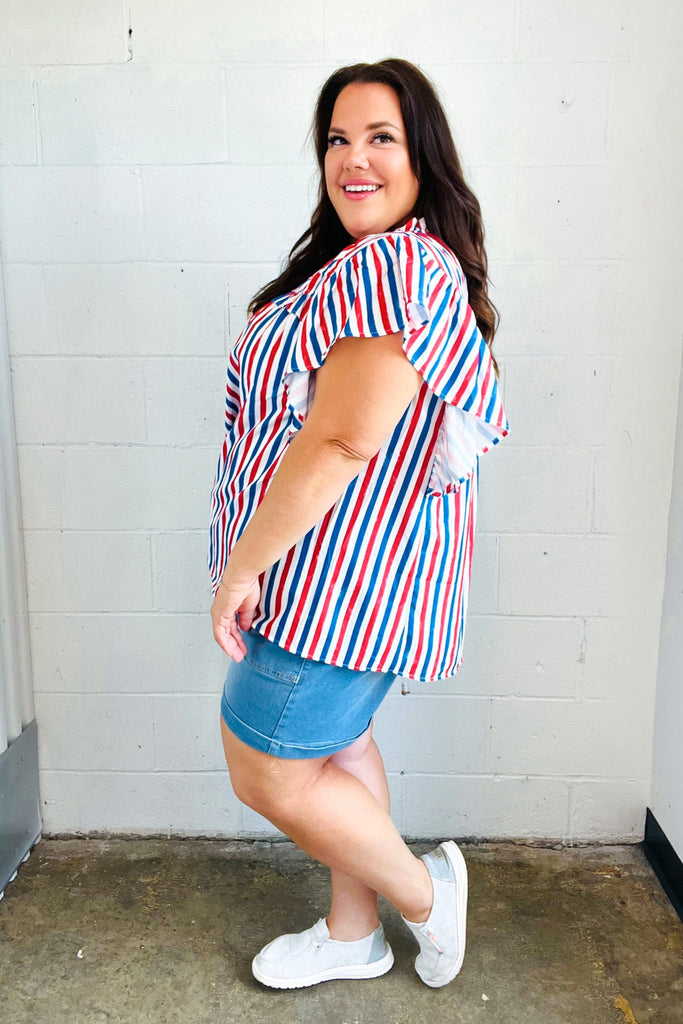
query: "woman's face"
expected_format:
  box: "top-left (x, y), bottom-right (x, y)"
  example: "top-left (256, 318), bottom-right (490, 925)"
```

top-left (324, 82), bottom-right (420, 240)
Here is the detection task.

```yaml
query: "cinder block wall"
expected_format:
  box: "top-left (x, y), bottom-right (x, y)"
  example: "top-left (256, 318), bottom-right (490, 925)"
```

top-left (1, 1), bottom-right (681, 841)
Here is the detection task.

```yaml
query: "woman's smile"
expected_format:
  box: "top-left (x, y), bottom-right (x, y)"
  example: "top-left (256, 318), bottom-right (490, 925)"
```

top-left (341, 178), bottom-right (383, 200)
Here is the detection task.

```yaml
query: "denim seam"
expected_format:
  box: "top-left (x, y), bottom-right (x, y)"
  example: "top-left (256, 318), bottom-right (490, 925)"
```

top-left (243, 652), bottom-right (302, 684)
top-left (267, 661), bottom-right (306, 746)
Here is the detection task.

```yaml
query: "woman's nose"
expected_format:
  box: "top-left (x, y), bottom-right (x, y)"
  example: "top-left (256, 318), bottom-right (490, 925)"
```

top-left (343, 143), bottom-right (370, 170)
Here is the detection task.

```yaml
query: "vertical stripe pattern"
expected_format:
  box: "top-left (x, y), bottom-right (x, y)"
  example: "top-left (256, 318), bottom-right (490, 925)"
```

top-left (208, 217), bottom-right (508, 682)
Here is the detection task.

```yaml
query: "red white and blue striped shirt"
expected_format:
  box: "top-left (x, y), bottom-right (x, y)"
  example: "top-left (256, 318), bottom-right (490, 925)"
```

top-left (208, 217), bottom-right (508, 682)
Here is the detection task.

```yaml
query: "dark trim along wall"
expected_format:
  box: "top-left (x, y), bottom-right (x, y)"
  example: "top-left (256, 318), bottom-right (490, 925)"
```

top-left (643, 808), bottom-right (683, 923)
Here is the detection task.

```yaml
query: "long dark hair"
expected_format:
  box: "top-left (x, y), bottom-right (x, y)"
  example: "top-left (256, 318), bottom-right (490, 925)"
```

top-left (250, 58), bottom-right (500, 362)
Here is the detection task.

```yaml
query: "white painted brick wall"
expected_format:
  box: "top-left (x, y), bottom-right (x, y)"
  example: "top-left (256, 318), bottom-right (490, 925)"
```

top-left (39, 65), bottom-right (227, 165)
top-left (3, 263), bottom-right (227, 357)
top-left (1, 0), bottom-right (681, 842)
top-left (12, 357), bottom-right (147, 444)
top-left (0, 167), bottom-right (145, 261)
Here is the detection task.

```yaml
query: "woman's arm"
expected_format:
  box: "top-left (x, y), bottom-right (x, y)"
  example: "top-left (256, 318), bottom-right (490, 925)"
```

top-left (211, 330), bottom-right (422, 659)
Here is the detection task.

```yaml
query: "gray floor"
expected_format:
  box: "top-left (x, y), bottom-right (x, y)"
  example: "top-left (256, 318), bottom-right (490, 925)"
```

top-left (0, 837), bottom-right (681, 1024)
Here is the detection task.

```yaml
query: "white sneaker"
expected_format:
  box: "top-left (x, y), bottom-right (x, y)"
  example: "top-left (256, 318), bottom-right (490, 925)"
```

top-left (251, 918), bottom-right (394, 989)
top-left (401, 840), bottom-right (468, 988)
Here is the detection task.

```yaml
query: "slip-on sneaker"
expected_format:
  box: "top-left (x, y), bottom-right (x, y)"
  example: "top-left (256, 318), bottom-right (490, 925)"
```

top-left (252, 917), bottom-right (394, 989)
top-left (402, 840), bottom-right (468, 988)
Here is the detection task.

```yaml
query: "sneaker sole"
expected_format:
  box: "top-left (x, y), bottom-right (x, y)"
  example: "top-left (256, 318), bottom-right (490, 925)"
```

top-left (252, 946), bottom-right (394, 989)
top-left (419, 840), bottom-right (468, 989)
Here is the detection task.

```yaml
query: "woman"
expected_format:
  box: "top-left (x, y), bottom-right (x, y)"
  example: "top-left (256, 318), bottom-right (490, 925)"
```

top-left (208, 58), bottom-right (508, 990)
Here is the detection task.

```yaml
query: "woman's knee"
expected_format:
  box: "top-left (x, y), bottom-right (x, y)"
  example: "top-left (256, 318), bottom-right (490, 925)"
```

top-left (219, 715), bottom-right (324, 816)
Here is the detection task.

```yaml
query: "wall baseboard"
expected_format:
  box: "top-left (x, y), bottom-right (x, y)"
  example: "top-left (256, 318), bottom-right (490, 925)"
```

top-left (643, 808), bottom-right (683, 923)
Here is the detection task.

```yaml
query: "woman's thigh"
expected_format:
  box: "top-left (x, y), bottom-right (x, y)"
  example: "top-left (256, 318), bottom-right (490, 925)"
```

top-left (220, 714), bottom-right (328, 812)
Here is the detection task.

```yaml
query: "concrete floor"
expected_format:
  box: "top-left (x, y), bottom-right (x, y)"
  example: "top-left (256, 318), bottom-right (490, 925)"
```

top-left (0, 838), bottom-right (681, 1024)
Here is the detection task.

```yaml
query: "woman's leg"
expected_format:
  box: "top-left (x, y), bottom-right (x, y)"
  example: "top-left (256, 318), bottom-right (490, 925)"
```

top-left (220, 716), bottom-right (433, 924)
top-left (326, 725), bottom-right (390, 939)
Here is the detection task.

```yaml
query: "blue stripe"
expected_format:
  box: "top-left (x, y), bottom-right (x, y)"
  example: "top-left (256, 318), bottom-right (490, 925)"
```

top-left (414, 238), bottom-right (429, 308)
top-left (484, 369), bottom-right (498, 422)
top-left (307, 290), bottom-right (325, 364)
top-left (359, 249), bottom-right (378, 335)
top-left (325, 274), bottom-right (340, 339)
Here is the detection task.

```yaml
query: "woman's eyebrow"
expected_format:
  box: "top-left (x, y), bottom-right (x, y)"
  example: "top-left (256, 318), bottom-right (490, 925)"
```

top-left (328, 121), bottom-right (401, 134)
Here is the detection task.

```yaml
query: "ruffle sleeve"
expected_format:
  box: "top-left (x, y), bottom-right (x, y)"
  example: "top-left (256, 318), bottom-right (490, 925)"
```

top-left (281, 227), bottom-right (508, 489)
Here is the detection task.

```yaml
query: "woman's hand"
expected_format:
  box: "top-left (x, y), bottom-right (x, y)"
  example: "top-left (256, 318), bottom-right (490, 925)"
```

top-left (210, 572), bottom-right (261, 660)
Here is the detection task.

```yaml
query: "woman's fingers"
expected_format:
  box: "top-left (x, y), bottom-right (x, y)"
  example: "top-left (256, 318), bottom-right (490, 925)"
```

top-left (237, 580), bottom-right (260, 632)
top-left (210, 575), bottom-right (261, 658)
top-left (238, 608), bottom-right (255, 633)
top-left (211, 608), bottom-right (245, 659)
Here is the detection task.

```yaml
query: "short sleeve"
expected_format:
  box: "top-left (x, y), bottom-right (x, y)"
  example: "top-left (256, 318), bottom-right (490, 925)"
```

top-left (282, 230), bottom-right (508, 486)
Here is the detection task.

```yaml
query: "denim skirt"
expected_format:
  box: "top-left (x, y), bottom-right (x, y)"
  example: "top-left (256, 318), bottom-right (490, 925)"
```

top-left (220, 628), bottom-right (397, 759)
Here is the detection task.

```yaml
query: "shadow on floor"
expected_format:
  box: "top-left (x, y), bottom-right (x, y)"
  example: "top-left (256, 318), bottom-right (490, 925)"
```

top-left (1, 838), bottom-right (681, 1024)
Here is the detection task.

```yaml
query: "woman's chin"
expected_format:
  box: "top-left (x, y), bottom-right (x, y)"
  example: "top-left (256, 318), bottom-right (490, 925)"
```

top-left (341, 216), bottom-right (386, 239)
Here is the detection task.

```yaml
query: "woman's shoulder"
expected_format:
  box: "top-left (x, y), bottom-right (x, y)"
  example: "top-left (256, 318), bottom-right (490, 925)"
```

top-left (331, 219), bottom-right (465, 293)
top-left (280, 220), bottom-right (466, 329)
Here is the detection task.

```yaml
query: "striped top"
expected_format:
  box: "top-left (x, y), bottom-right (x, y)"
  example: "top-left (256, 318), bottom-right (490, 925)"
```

top-left (208, 216), bottom-right (508, 682)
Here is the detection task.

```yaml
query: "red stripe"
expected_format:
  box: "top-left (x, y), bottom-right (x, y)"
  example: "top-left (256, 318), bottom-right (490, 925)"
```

top-left (473, 350), bottom-right (493, 417)
top-left (452, 347), bottom-right (479, 405)
top-left (258, 330), bottom-right (281, 423)
top-left (317, 273), bottom-right (332, 354)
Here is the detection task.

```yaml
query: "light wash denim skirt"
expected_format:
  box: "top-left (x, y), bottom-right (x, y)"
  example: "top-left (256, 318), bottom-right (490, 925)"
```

top-left (220, 627), bottom-right (397, 759)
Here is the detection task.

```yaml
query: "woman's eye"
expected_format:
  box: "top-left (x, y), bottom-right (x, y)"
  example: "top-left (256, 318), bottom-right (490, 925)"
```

top-left (327, 135), bottom-right (346, 147)
top-left (373, 132), bottom-right (394, 143)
